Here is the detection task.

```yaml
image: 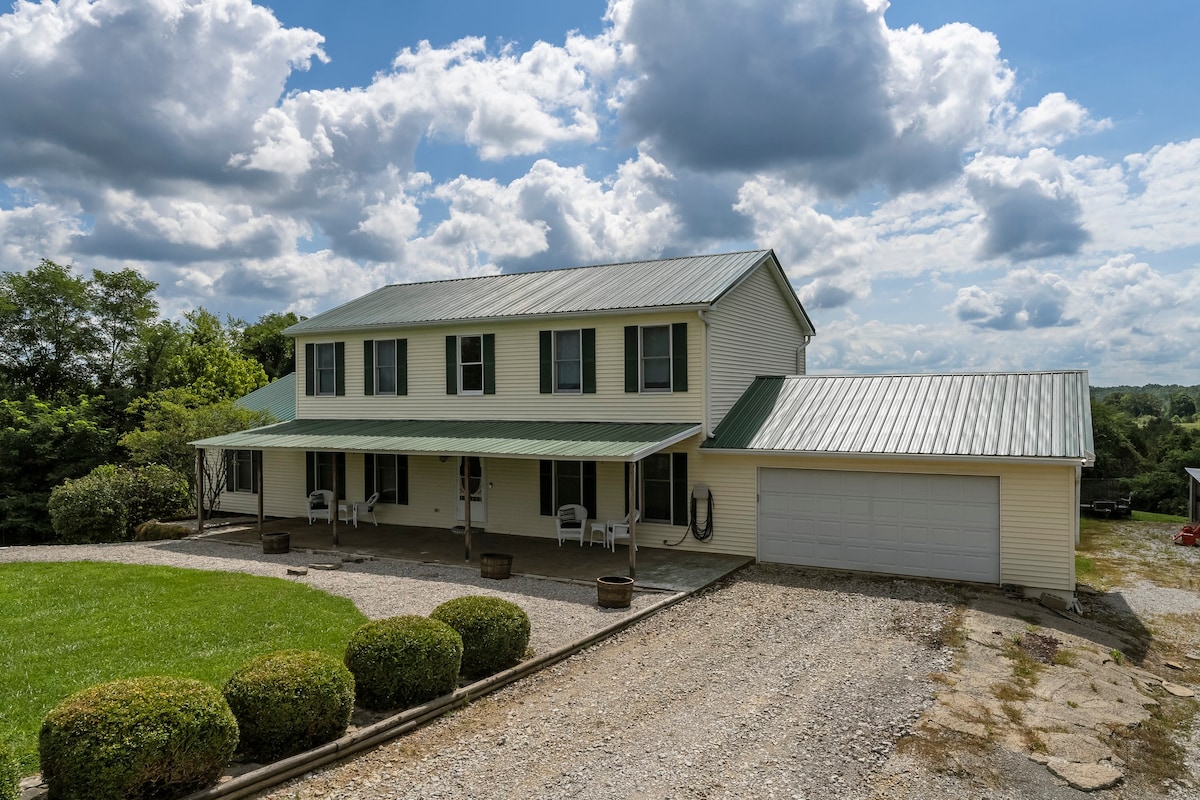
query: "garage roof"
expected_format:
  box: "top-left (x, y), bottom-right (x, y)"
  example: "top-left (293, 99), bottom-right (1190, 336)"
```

top-left (703, 371), bottom-right (1094, 463)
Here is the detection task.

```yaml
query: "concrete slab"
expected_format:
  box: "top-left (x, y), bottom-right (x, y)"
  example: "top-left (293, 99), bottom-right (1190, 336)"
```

top-left (201, 517), bottom-right (751, 593)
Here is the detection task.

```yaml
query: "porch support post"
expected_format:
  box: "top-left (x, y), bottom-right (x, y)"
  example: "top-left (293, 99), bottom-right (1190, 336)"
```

top-left (195, 449), bottom-right (205, 533)
top-left (627, 459), bottom-right (637, 579)
top-left (256, 450), bottom-right (264, 533)
top-left (464, 460), bottom-right (472, 562)
top-left (331, 456), bottom-right (340, 547)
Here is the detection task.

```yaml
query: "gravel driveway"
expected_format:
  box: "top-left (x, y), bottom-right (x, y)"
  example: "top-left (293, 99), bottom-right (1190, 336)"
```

top-left (257, 564), bottom-right (958, 800)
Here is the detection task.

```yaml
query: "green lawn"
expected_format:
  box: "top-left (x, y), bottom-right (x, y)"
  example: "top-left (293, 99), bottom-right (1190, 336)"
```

top-left (1132, 510), bottom-right (1189, 524)
top-left (0, 561), bottom-right (367, 775)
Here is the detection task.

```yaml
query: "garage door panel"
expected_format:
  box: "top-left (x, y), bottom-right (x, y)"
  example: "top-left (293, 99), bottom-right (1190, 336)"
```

top-left (758, 469), bottom-right (999, 583)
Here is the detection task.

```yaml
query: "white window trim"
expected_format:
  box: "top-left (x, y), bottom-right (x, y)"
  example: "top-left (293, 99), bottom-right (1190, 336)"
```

top-left (458, 334), bottom-right (484, 396)
top-left (374, 339), bottom-right (398, 396)
top-left (639, 324), bottom-right (672, 393)
top-left (553, 329), bottom-right (583, 394)
top-left (314, 342), bottom-right (337, 397)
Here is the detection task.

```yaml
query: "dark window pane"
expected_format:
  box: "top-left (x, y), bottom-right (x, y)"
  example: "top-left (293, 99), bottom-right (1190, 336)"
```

top-left (460, 335), bottom-right (482, 364)
top-left (461, 364), bottom-right (483, 392)
top-left (555, 461), bottom-right (582, 507)
top-left (642, 326), bottom-right (670, 357)
top-left (642, 358), bottom-right (670, 390)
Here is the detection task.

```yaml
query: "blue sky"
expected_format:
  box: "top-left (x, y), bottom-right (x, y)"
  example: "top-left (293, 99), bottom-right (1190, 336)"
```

top-left (1, 0), bottom-right (1198, 386)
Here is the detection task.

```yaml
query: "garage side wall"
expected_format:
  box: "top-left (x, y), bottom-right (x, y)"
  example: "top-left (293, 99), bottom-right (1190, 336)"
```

top-left (691, 451), bottom-right (1077, 591)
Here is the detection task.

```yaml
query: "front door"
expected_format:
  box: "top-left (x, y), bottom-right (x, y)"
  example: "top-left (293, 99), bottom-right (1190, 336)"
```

top-left (456, 456), bottom-right (487, 524)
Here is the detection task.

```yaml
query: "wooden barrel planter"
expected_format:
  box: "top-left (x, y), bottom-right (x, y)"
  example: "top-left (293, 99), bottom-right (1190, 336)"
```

top-left (261, 532), bottom-right (290, 554)
top-left (480, 553), bottom-right (513, 580)
top-left (596, 575), bottom-right (634, 608)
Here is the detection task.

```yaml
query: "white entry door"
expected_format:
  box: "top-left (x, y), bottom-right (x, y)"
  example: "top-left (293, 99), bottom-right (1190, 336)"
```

top-left (757, 468), bottom-right (1000, 583)
top-left (456, 456), bottom-right (487, 524)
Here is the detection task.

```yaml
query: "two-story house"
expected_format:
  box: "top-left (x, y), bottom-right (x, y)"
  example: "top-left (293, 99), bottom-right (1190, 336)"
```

top-left (198, 250), bottom-right (1093, 599)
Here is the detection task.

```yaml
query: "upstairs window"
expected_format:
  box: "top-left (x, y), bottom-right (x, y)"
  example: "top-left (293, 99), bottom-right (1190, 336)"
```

top-left (364, 339), bottom-right (406, 396)
top-left (539, 329), bottom-right (595, 394)
top-left (376, 339), bottom-right (397, 395)
top-left (554, 330), bottom-right (581, 393)
top-left (624, 323), bottom-right (687, 393)
top-left (445, 334), bottom-right (495, 395)
top-left (315, 342), bottom-right (337, 395)
top-left (460, 335), bottom-right (483, 394)
top-left (304, 342), bottom-right (345, 396)
top-left (640, 326), bottom-right (671, 391)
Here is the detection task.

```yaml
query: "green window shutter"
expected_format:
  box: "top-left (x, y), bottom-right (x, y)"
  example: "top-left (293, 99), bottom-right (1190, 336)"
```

top-left (334, 342), bottom-right (346, 396)
top-left (624, 326), bottom-right (639, 393)
top-left (582, 328), bottom-right (596, 394)
top-left (363, 341), bottom-right (375, 396)
top-left (304, 343), bottom-right (315, 396)
top-left (397, 455), bottom-right (409, 505)
top-left (305, 452), bottom-right (315, 496)
top-left (539, 330), bottom-right (552, 394)
top-left (445, 336), bottom-right (458, 395)
top-left (671, 322), bottom-right (687, 392)
top-left (252, 451), bottom-right (262, 493)
top-left (672, 452), bottom-right (688, 526)
top-left (483, 333), bottom-right (496, 395)
top-left (583, 461), bottom-right (597, 519)
top-left (539, 460), bottom-right (554, 516)
top-left (364, 453), bottom-right (375, 498)
top-left (397, 339), bottom-right (408, 396)
top-left (224, 450), bottom-right (234, 492)
top-left (335, 452), bottom-right (346, 501)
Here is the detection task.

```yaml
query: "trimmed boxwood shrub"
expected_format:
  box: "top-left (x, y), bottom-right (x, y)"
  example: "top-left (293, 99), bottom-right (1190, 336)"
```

top-left (223, 650), bottom-right (355, 762)
top-left (39, 676), bottom-right (238, 800)
top-left (0, 738), bottom-right (18, 800)
top-left (430, 596), bottom-right (531, 679)
top-left (344, 616), bottom-right (462, 711)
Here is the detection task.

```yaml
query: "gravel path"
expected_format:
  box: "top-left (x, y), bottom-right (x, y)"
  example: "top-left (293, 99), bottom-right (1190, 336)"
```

top-left (257, 565), bottom-right (958, 800)
top-left (0, 537), bottom-right (668, 656)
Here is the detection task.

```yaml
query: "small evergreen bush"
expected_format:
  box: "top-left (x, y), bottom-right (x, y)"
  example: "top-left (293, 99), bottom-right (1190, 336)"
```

top-left (223, 650), bottom-right (355, 762)
top-left (0, 738), bottom-right (18, 800)
top-left (344, 616), bottom-right (462, 711)
top-left (39, 676), bottom-right (238, 800)
top-left (430, 596), bottom-right (531, 679)
top-left (48, 464), bottom-right (189, 543)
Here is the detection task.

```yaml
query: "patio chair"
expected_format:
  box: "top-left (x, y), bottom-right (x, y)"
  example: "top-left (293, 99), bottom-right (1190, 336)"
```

top-left (307, 489), bottom-right (333, 524)
top-left (346, 492), bottom-right (380, 527)
top-left (592, 511), bottom-right (640, 551)
top-left (555, 504), bottom-right (588, 546)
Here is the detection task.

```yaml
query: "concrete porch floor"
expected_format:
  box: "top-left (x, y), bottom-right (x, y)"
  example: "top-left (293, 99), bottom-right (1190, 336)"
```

top-left (203, 517), bottom-right (751, 592)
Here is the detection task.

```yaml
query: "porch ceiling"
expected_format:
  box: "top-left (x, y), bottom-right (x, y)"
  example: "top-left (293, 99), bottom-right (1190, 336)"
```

top-left (192, 418), bottom-right (702, 462)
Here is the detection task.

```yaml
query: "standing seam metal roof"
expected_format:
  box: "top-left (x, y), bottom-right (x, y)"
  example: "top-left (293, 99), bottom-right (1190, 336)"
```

top-left (233, 373), bottom-right (297, 422)
top-left (284, 250), bottom-right (813, 334)
top-left (702, 372), bottom-right (1094, 461)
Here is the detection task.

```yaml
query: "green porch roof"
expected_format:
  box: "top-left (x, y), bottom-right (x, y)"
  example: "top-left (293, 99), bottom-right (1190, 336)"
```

top-left (193, 419), bottom-right (702, 462)
top-left (234, 372), bottom-right (296, 421)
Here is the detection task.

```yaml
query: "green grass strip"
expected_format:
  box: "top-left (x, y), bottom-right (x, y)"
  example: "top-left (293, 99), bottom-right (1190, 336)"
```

top-left (0, 561), bottom-right (367, 775)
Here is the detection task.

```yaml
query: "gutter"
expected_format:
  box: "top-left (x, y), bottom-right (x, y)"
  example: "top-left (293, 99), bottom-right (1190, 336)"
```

top-left (697, 448), bottom-right (1094, 468)
top-left (181, 589), bottom-right (696, 800)
top-left (698, 309), bottom-right (711, 437)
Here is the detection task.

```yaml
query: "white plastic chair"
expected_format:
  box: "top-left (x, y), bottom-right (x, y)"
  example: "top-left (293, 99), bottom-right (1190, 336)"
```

top-left (348, 492), bottom-right (380, 527)
top-left (593, 511), bottom-right (640, 551)
top-left (307, 490), bottom-right (333, 524)
top-left (555, 504), bottom-right (588, 546)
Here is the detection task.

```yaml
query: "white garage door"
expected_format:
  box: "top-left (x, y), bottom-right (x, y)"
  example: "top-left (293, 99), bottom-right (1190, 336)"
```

top-left (758, 469), bottom-right (1000, 583)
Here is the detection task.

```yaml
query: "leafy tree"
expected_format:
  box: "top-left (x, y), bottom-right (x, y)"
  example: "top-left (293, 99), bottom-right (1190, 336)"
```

top-left (120, 394), bottom-right (274, 516)
top-left (89, 268), bottom-right (159, 394)
top-left (158, 309), bottom-right (268, 405)
top-left (240, 312), bottom-right (303, 380)
top-left (0, 260), bottom-right (96, 399)
top-left (1168, 390), bottom-right (1197, 420)
top-left (1089, 401), bottom-right (1144, 479)
top-left (1119, 391), bottom-right (1161, 419)
top-left (0, 396), bottom-right (118, 544)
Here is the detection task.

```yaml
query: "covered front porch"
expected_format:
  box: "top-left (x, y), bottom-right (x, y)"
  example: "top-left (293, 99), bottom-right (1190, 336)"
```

top-left (204, 517), bottom-right (749, 592)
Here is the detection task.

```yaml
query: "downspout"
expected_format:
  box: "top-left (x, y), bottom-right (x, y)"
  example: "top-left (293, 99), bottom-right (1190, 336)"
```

top-left (798, 334), bottom-right (811, 375)
top-left (698, 309), bottom-right (711, 437)
top-left (1074, 463), bottom-right (1082, 547)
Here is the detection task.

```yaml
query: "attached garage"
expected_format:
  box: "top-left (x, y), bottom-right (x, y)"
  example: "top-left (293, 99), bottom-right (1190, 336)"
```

top-left (758, 468), bottom-right (999, 583)
top-left (699, 371), bottom-right (1095, 596)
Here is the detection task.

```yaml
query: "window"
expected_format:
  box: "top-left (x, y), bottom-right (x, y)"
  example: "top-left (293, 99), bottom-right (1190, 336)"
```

top-left (305, 341), bottom-right (344, 396)
top-left (624, 323), bottom-right (686, 393)
top-left (446, 334), bottom-right (493, 395)
top-left (225, 450), bottom-right (256, 493)
top-left (375, 339), bottom-right (397, 395)
top-left (627, 452), bottom-right (687, 526)
top-left (539, 460), bottom-right (597, 517)
top-left (554, 330), bottom-right (581, 393)
top-left (366, 453), bottom-right (408, 505)
top-left (315, 342), bottom-right (337, 396)
top-left (306, 451), bottom-right (346, 500)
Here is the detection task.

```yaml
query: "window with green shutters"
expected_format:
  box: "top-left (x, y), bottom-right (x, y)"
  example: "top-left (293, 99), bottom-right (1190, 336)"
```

top-left (625, 452), bottom-right (688, 526)
top-left (363, 339), bottom-right (407, 396)
top-left (539, 328), bottom-right (596, 394)
top-left (446, 334), bottom-right (495, 395)
top-left (304, 341), bottom-right (345, 397)
top-left (624, 323), bottom-right (687, 393)
top-left (365, 453), bottom-right (408, 505)
top-left (539, 460), bottom-right (597, 517)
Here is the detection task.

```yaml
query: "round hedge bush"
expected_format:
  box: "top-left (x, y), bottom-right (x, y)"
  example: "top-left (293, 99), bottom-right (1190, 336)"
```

top-left (429, 596), bottom-right (531, 679)
top-left (39, 676), bottom-right (238, 800)
top-left (0, 738), bottom-right (18, 800)
top-left (223, 650), bottom-right (355, 762)
top-left (344, 616), bottom-right (462, 711)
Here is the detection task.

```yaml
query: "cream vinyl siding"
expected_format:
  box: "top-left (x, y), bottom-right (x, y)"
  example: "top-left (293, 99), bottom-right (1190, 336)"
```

top-left (294, 311), bottom-right (703, 423)
top-left (693, 453), bottom-right (1078, 591)
top-left (706, 264), bottom-right (809, 426)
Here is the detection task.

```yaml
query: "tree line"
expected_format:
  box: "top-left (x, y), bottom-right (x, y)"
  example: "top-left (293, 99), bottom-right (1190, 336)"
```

top-left (0, 260), bottom-right (299, 544)
top-left (1089, 385), bottom-right (1200, 516)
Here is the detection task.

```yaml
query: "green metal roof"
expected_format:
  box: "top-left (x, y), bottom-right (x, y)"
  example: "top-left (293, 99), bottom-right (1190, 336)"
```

top-left (284, 250), bottom-right (815, 335)
top-left (703, 372), bottom-right (1094, 462)
top-left (193, 419), bottom-right (701, 462)
top-left (234, 373), bottom-right (296, 421)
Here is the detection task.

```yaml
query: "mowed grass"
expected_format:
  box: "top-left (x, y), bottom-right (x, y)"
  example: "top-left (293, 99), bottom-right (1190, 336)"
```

top-left (0, 561), bottom-right (368, 775)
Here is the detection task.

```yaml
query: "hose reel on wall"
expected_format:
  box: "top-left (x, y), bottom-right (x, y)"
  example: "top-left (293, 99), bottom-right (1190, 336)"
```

top-left (666, 482), bottom-right (714, 546)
